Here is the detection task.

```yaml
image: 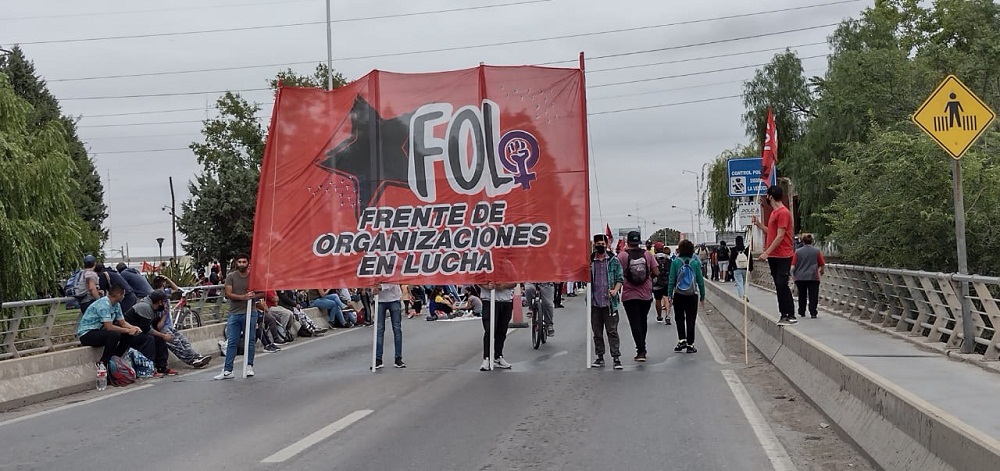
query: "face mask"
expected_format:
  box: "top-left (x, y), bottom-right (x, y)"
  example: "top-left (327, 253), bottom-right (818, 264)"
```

top-left (595, 245), bottom-right (607, 254)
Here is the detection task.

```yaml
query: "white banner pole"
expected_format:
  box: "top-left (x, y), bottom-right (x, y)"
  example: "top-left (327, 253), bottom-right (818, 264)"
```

top-left (586, 282), bottom-right (592, 368)
top-left (371, 292), bottom-right (380, 372)
top-left (242, 297), bottom-right (253, 378)
top-left (489, 289), bottom-right (496, 370)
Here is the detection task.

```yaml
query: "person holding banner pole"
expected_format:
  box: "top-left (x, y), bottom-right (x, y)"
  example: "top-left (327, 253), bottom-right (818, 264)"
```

top-left (752, 185), bottom-right (797, 326)
top-left (479, 283), bottom-right (516, 371)
top-left (371, 284), bottom-right (405, 370)
top-left (215, 254), bottom-right (257, 380)
top-left (589, 234), bottom-right (623, 369)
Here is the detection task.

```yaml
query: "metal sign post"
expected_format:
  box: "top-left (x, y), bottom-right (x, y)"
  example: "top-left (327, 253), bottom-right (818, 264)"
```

top-left (913, 75), bottom-right (996, 354)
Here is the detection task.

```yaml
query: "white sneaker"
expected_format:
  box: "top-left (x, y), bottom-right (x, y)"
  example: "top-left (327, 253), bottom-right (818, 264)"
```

top-left (494, 357), bottom-right (512, 369)
top-left (246, 365), bottom-right (255, 377)
top-left (480, 359), bottom-right (491, 371)
top-left (214, 370), bottom-right (234, 380)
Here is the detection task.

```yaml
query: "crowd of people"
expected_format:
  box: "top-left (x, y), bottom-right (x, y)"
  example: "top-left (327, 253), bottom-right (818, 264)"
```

top-left (74, 185), bottom-right (824, 382)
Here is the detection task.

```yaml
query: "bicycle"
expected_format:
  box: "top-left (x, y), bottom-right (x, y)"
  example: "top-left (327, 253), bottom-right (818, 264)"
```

top-left (528, 288), bottom-right (547, 349)
top-left (170, 287), bottom-right (203, 330)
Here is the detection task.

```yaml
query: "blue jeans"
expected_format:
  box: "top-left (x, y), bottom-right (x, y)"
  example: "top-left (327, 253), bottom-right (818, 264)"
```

top-left (311, 295), bottom-right (347, 326)
top-left (376, 301), bottom-right (403, 360)
top-left (223, 310), bottom-right (257, 372)
top-left (734, 269), bottom-right (747, 299)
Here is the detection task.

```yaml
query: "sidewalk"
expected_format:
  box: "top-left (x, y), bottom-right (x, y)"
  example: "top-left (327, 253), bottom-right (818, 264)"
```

top-left (714, 279), bottom-right (1000, 442)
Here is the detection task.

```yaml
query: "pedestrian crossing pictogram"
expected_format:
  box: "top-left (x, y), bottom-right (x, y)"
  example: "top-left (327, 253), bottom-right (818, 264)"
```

top-left (913, 75), bottom-right (996, 160)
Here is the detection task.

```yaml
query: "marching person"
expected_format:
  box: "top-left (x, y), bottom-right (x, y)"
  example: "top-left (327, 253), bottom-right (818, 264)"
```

top-left (792, 234), bottom-right (826, 319)
top-left (666, 240), bottom-right (706, 354)
top-left (589, 234), bottom-right (624, 369)
top-left (617, 230), bottom-right (658, 362)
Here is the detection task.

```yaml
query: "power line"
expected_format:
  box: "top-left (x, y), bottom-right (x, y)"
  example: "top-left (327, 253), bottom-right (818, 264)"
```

top-left (590, 54), bottom-right (827, 88)
top-left (83, 132), bottom-right (202, 141)
top-left (5, 0), bottom-right (551, 45)
top-left (47, 1), bottom-right (851, 82)
top-left (60, 28), bottom-right (835, 101)
top-left (0, 0), bottom-right (320, 22)
top-left (588, 94), bottom-right (744, 116)
top-left (587, 42), bottom-right (827, 73)
top-left (79, 115), bottom-right (271, 129)
top-left (95, 148), bottom-right (191, 155)
top-left (589, 66), bottom-right (826, 101)
top-left (62, 87), bottom-right (272, 101)
top-left (83, 107), bottom-right (209, 118)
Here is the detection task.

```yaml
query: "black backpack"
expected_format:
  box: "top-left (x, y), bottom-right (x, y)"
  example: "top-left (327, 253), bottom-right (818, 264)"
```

top-left (716, 246), bottom-right (730, 261)
top-left (653, 255), bottom-right (672, 289)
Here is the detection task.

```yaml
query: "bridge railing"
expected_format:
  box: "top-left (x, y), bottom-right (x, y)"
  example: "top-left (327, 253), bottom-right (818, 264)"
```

top-left (750, 262), bottom-right (999, 360)
top-left (0, 285), bottom-right (227, 361)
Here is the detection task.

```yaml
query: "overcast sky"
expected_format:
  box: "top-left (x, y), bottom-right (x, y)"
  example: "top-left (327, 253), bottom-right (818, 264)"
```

top-left (1, 0), bottom-right (869, 258)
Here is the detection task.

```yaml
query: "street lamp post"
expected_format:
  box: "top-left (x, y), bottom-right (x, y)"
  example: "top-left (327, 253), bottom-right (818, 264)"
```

top-left (626, 214), bottom-right (656, 240)
top-left (671, 205), bottom-right (696, 239)
top-left (156, 238), bottom-right (165, 265)
top-left (681, 169), bottom-right (703, 233)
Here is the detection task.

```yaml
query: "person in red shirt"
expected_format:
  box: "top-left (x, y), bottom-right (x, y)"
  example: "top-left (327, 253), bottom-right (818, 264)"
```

top-left (752, 185), bottom-right (797, 325)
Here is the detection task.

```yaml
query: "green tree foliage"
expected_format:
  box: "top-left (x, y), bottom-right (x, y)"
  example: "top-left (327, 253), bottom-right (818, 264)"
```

top-left (649, 227), bottom-right (681, 245)
top-left (705, 144), bottom-right (758, 231)
top-left (0, 46), bottom-right (107, 242)
top-left (829, 128), bottom-right (1000, 274)
top-left (269, 64), bottom-right (347, 90)
top-left (734, 0), bottom-right (1000, 274)
top-left (0, 73), bottom-right (98, 300)
top-left (176, 93), bottom-right (264, 269)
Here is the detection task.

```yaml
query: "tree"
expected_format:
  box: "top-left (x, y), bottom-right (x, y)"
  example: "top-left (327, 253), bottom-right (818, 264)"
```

top-left (828, 127), bottom-right (1000, 276)
top-left (705, 144), bottom-right (758, 231)
top-left (0, 46), bottom-right (107, 242)
top-left (269, 64), bottom-right (347, 90)
top-left (649, 227), bottom-right (682, 245)
top-left (0, 73), bottom-right (98, 300)
top-left (176, 92), bottom-right (265, 269)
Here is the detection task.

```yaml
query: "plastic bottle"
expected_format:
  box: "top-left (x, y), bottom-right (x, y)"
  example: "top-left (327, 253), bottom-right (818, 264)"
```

top-left (96, 363), bottom-right (107, 391)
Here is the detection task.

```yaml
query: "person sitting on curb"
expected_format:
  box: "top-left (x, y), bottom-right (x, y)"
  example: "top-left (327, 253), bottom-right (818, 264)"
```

top-left (77, 284), bottom-right (150, 369)
top-left (124, 290), bottom-right (179, 377)
top-left (150, 276), bottom-right (213, 369)
top-left (277, 290), bottom-right (327, 336)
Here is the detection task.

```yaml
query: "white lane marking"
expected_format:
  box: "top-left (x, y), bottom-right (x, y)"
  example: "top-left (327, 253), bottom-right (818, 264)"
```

top-left (553, 350), bottom-right (568, 358)
top-left (697, 321), bottom-right (728, 365)
top-left (0, 384), bottom-right (154, 429)
top-left (261, 409), bottom-right (374, 463)
top-left (721, 370), bottom-right (797, 471)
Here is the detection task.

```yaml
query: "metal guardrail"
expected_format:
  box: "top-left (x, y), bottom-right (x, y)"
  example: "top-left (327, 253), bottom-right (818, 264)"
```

top-left (0, 285), bottom-right (227, 361)
top-left (750, 262), bottom-right (999, 361)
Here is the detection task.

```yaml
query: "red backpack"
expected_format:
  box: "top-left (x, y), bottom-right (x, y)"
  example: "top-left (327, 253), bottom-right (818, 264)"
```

top-left (107, 355), bottom-right (136, 386)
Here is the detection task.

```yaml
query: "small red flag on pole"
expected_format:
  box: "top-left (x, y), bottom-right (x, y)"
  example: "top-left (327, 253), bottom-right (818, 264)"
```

top-left (605, 223), bottom-right (613, 247)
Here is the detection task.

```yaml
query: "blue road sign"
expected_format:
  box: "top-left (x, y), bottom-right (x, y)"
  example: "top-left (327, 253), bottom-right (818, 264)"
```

top-left (727, 157), bottom-right (776, 197)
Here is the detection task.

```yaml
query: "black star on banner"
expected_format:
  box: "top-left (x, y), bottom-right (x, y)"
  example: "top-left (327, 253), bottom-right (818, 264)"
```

top-left (316, 95), bottom-right (413, 219)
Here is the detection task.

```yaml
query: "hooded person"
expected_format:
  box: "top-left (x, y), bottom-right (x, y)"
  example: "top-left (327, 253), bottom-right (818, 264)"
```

top-left (116, 262), bottom-right (153, 299)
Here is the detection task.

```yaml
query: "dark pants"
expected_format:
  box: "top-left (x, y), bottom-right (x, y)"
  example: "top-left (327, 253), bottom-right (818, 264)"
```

top-left (796, 280), bottom-right (820, 317)
top-left (152, 334), bottom-right (169, 370)
top-left (482, 300), bottom-right (513, 359)
top-left (768, 257), bottom-right (795, 317)
top-left (590, 305), bottom-right (620, 358)
top-left (554, 283), bottom-right (564, 307)
top-left (622, 298), bottom-right (652, 355)
top-left (672, 294), bottom-right (699, 345)
top-left (79, 329), bottom-right (153, 365)
top-left (119, 292), bottom-right (138, 317)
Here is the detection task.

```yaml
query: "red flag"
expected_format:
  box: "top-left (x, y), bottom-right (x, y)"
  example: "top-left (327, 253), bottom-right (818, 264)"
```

top-left (250, 65), bottom-right (590, 289)
top-left (605, 223), bottom-right (613, 246)
top-left (141, 261), bottom-right (154, 273)
top-left (760, 107), bottom-right (777, 188)
top-left (615, 239), bottom-right (626, 254)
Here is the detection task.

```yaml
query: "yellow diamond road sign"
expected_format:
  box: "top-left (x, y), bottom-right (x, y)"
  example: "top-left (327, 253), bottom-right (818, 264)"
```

top-left (913, 75), bottom-right (996, 160)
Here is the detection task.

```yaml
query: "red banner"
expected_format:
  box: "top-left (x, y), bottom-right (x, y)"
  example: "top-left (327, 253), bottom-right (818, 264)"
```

top-left (250, 65), bottom-right (591, 289)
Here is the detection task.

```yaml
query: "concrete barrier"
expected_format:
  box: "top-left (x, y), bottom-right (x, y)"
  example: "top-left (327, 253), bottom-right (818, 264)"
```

top-left (0, 307), bottom-right (327, 412)
top-left (708, 283), bottom-right (1000, 471)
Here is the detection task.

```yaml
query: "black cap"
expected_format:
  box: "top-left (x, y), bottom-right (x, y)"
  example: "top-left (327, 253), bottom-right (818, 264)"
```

top-left (627, 231), bottom-right (641, 246)
top-left (593, 234), bottom-right (607, 243)
top-left (148, 290), bottom-right (168, 303)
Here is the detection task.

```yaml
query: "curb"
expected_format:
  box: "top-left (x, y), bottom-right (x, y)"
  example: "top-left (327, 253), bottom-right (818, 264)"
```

top-left (707, 282), bottom-right (1000, 471)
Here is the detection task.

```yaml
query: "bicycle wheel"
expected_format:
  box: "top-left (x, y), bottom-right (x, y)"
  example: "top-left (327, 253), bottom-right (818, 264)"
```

top-left (532, 313), bottom-right (542, 350)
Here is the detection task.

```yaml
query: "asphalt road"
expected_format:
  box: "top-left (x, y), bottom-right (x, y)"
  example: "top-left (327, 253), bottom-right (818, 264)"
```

top-left (0, 296), bottom-right (787, 471)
